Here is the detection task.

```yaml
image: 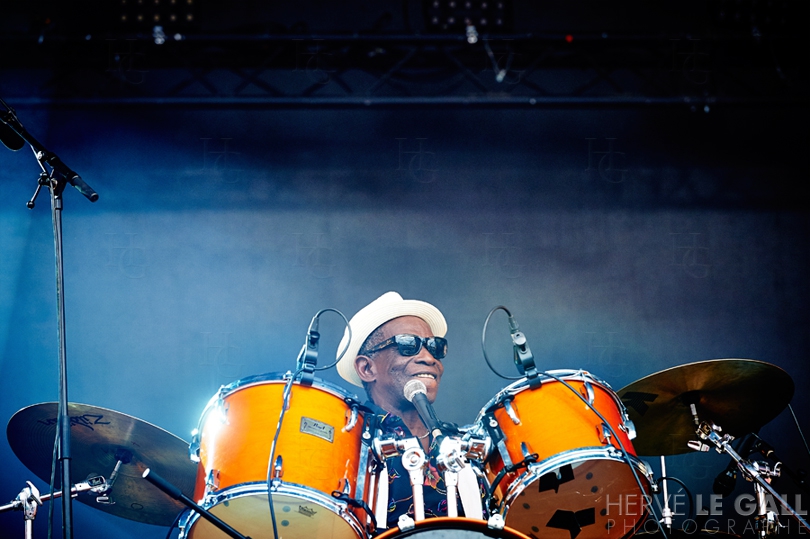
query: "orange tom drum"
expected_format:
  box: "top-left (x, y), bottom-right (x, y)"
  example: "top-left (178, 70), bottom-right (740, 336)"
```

top-left (476, 370), bottom-right (652, 539)
top-left (180, 373), bottom-right (370, 539)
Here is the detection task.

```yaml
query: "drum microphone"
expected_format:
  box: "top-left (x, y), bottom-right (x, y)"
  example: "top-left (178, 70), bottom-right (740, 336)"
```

top-left (403, 379), bottom-right (443, 439)
top-left (507, 312), bottom-right (536, 377)
top-left (296, 314), bottom-right (320, 373)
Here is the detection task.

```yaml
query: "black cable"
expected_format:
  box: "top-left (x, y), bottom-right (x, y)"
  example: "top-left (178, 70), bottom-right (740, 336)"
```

top-left (540, 370), bottom-right (670, 539)
top-left (47, 425), bottom-right (58, 539)
top-left (481, 306), bottom-right (522, 380)
top-left (265, 367), bottom-right (303, 539)
top-left (263, 307), bottom-right (351, 538)
top-left (788, 404), bottom-right (810, 460)
top-left (311, 307), bottom-right (352, 371)
top-left (657, 476), bottom-right (694, 521)
top-left (163, 512), bottom-right (183, 539)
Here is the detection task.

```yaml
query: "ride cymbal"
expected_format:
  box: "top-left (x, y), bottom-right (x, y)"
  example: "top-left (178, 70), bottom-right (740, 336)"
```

top-left (618, 359), bottom-right (794, 456)
top-left (7, 402), bottom-right (197, 526)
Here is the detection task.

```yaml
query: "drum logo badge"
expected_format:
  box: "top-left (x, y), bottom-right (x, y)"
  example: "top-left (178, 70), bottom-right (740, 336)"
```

top-left (300, 417), bottom-right (335, 443)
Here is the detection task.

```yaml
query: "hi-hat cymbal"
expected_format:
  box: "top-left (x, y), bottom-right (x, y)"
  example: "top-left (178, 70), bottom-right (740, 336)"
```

top-left (6, 402), bottom-right (197, 526)
top-left (618, 359), bottom-right (794, 456)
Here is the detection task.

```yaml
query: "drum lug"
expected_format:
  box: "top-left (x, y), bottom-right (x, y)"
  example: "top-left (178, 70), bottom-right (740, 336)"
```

top-left (487, 513), bottom-right (506, 531)
top-left (520, 441), bottom-right (534, 459)
top-left (215, 388), bottom-right (229, 424)
top-left (503, 398), bottom-right (521, 425)
top-left (189, 429), bottom-right (200, 463)
top-left (580, 381), bottom-right (595, 406)
top-left (343, 405), bottom-right (359, 433)
top-left (597, 423), bottom-right (612, 445)
top-left (204, 469), bottom-right (220, 497)
top-left (271, 454), bottom-right (284, 486)
top-left (619, 418), bottom-right (637, 440)
top-left (397, 514), bottom-right (415, 532)
top-left (338, 476), bottom-right (352, 496)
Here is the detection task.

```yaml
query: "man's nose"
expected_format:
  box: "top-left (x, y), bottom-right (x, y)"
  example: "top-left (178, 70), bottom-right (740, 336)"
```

top-left (414, 347), bottom-right (437, 364)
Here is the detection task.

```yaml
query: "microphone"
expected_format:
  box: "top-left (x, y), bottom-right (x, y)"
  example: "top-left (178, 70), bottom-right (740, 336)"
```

top-left (403, 379), bottom-right (443, 439)
top-left (297, 314), bottom-right (320, 370)
top-left (507, 312), bottom-right (536, 376)
top-left (0, 121), bottom-right (25, 151)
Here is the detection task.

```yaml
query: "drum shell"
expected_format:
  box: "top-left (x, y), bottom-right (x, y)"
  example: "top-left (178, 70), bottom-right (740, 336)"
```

top-left (485, 373), bottom-right (638, 493)
top-left (193, 374), bottom-right (364, 500)
top-left (478, 371), bottom-right (650, 539)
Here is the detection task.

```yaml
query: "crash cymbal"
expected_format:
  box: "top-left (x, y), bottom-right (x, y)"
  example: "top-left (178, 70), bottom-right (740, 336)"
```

top-left (618, 359), bottom-right (794, 456)
top-left (6, 402), bottom-right (197, 526)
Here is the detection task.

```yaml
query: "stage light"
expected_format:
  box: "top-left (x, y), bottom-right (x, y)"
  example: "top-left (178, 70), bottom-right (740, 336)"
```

top-left (466, 24), bottom-right (478, 44)
top-left (424, 0), bottom-right (512, 33)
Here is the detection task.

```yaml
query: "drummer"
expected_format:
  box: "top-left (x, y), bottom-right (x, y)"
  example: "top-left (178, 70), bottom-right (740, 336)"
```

top-left (336, 291), bottom-right (486, 528)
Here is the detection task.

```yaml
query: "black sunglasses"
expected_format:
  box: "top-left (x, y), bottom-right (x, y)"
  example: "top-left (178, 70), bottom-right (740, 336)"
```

top-left (361, 334), bottom-right (448, 360)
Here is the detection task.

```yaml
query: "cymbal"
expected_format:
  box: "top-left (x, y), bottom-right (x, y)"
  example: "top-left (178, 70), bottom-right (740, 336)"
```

top-left (6, 402), bottom-right (197, 526)
top-left (617, 359), bottom-right (794, 456)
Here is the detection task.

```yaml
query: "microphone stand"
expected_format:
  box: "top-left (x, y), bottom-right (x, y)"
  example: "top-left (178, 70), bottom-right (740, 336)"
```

top-left (1, 97), bottom-right (98, 539)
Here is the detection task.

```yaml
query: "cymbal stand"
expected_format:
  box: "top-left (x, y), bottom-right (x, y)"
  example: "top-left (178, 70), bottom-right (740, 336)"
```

top-left (750, 461), bottom-right (783, 538)
top-left (659, 456), bottom-right (673, 532)
top-left (688, 405), bottom-right (810, 534)
top-left (0, 477), bottom-right (106, 539)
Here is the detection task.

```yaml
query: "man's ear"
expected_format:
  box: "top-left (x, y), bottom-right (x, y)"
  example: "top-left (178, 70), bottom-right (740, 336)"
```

top-left (355, 355), bottom-right (377, 383)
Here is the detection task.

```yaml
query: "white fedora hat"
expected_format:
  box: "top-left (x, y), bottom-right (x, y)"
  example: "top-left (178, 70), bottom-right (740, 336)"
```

top-left (336, 291), bottom-right (447, 387)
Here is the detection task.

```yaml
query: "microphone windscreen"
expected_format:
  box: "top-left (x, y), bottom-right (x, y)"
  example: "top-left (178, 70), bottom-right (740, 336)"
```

top-left (0, 122), bottom-right (25, 151)
top-left (403, 379), bottom-right (427, 402)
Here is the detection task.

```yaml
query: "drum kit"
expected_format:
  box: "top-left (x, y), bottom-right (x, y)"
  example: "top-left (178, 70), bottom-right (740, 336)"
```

top-left (2, 358), bottom-right (808, 539)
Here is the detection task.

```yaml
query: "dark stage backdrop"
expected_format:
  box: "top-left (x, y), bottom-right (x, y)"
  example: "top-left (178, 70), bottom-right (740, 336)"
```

top-left (1, 105), bottom-right (807, 538)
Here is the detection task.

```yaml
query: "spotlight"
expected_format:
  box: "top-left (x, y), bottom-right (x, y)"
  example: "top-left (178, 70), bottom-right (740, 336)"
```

top-left (466, 24), bottom-right (478, 44)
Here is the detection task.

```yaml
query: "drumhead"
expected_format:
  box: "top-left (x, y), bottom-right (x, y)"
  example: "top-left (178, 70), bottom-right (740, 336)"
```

top-left (475, 369), bottom-right (616, 421)
top-left (180, 482), bottom-right (365, 539)
top-left (375, 517), bottom-right (531, 538)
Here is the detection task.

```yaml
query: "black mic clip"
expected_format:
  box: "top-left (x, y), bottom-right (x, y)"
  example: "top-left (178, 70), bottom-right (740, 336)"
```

top-left (508, 314), bottom-right (540, 386)
top-left (297, 315), bottom-right (320, 385)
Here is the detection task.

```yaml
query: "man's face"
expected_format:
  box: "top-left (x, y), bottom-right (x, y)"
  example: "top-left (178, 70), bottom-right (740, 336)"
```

top-left (365, 315), bottom-right (444, 411)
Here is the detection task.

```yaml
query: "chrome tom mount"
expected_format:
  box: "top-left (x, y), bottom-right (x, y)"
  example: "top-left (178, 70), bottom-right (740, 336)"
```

top-left (371, 428), bottom-right (490, 530)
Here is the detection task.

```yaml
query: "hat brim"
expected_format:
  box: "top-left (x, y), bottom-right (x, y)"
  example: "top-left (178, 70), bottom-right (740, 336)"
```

top-left (336, 292), bottom-right (447, 387)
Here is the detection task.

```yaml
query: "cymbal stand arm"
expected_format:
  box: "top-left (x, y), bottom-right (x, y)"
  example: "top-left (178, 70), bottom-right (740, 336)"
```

top-left (0, 478), bottom-right (104, 539)
top-left (694, 420), bottom-right (810, 533)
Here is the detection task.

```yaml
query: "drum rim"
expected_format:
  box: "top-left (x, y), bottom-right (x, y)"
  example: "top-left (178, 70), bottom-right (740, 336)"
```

top-left (214, 371), bottom-right (360, 401)
top-left (499, 449), bottom-right (651, 530)
top-left (180, 481), bottom-right (365, 538)
top-left (475, 369), bottom-right (619, 420)
top-left (374, 516), bottom-right (532, 538)
top-left (194, 371), bottom-right (362, 432)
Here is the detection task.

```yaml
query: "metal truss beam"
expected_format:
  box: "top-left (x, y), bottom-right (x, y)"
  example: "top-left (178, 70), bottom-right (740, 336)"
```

top-left (1, 34), bottom-right (806, 108)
